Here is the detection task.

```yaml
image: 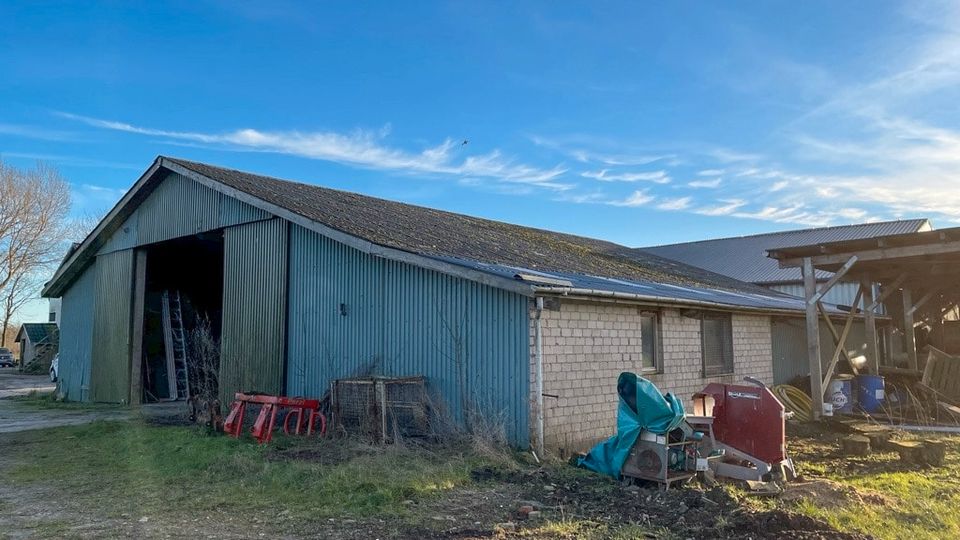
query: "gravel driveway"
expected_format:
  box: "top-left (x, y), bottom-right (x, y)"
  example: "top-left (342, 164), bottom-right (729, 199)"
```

top-left (0, 367), bottom-right (131, 433)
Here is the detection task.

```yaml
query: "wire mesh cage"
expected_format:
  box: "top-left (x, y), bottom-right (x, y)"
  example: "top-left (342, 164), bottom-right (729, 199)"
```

top-left (331, 376), bottom-right (429, 442)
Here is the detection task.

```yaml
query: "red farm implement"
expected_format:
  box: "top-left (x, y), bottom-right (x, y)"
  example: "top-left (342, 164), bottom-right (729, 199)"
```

top-left (223, 393), bottom-right (327, 444)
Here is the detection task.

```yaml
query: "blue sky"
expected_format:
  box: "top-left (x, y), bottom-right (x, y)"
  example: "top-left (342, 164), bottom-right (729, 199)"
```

top-left (2, 2), bottom-right (960, 284)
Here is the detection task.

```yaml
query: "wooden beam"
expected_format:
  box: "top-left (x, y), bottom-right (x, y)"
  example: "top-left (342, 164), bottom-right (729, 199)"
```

top-left (809, 256), bottom-right (858, 305)
top-left (818, 300), bottom-right (861, 376)
top-left (907, 289), bottom-right (938, 316)
top-left (776, 239), bottom-right (960, 269)
top-left (866, 273), bottom-right (908, 313)
top-left (804, 258), bottom-right (824, 420)
top-left (862, 278), bottom-right (880, 374)
top-left (129, 249), bottom-right (147, 407)
top-left (161, 291), bottom-right (177, 400)
top-left (903, 288), bottom-right (919, 371)
top-left (821, 292), bottom-right (860, 397)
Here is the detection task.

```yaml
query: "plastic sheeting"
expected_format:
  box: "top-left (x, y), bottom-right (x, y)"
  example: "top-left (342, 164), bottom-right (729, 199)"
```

top-left (578, 372), bottom-right (686, 478)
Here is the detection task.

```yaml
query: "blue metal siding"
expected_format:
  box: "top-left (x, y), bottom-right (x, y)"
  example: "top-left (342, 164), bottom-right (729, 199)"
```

top-left (286, 225), bottom-right (530, 445)
top-left (58, 262), bottom-right (96, 401)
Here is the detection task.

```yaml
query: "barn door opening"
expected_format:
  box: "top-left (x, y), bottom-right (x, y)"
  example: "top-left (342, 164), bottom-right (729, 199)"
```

top-left (138, 232), bottom-right (225, 403)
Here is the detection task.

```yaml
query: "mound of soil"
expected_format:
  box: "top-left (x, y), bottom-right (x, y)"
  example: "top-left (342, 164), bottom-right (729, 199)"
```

top-left (500, 468), bottom-right (872, 539)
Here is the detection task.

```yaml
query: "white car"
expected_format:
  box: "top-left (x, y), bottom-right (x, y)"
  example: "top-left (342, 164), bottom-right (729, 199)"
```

top-left (49, 354), bottom-right (59, 382)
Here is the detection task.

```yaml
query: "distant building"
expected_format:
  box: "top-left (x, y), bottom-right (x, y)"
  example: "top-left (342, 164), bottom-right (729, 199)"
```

top-left (639, 220), bottom-right (933, 383)
top-left (15, 323), bottom-right (59, 373)
top-left (48, 297), bottom-right (61, 326)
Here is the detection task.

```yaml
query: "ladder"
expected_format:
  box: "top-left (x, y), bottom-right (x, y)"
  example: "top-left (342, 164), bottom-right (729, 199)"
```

top-left (161, 290), bottom-right (190, 400)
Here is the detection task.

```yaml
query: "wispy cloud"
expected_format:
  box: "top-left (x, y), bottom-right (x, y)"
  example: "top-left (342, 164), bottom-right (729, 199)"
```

top-left (695, 199), bottom-right (747, 216)
top-left (0, 151), bottom-right (140, 170)
top-left (58, 112), bottom-right (572, 190)
top-left (608, 190), bottom-right (655, 207)
top-left (0, 123), bottom-right (82, 142)
top-left (697, 169), bottom-right (724, 176)
top-left (657, 197), bottom-right (692, 211)
top-left (687, 178), bottom-right (722, 188)
top-left (581, 168), bottom-right (670, 183)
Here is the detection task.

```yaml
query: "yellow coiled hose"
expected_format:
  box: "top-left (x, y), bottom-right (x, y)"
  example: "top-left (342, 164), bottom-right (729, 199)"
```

top-left (773, 384), bottom-right (813, 422)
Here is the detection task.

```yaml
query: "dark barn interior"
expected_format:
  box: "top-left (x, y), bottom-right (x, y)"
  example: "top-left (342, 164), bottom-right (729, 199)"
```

top-left (140, 232), bottom-right (224, 402)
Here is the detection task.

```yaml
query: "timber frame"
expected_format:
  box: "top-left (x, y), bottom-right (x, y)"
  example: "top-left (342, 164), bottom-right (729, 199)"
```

top-left (769, 226), bottom-right (960, 419)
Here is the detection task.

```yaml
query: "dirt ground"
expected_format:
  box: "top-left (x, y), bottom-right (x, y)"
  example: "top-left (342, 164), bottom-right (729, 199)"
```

top-left (0, 368), bottom-right (54, 399)
top-left (7, 410), bottom-right (950, 539)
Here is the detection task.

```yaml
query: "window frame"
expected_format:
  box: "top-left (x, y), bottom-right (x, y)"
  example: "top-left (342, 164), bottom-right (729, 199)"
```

top-left (639, 310), bottom-right (662, 374)
top-left (700, 312), bottom-right (734, 377)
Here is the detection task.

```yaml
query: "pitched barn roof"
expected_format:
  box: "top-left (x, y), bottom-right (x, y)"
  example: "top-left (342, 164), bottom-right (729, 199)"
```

top-left (16, 323), bottom-right (59, 345)
top-left (43, 157), bottom-right (833, 314)
top-left (640, 219), bottom-right (932, 285)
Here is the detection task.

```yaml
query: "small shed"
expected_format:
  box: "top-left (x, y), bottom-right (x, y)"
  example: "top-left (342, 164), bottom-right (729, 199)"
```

top-left (15, 323), bottom-right (60, 372)
top-left (769, 227), bottom-right (960, 418)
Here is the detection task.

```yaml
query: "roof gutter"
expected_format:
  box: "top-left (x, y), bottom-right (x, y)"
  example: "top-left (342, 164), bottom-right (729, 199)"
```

top-left (530, 285), bottom-right (853, 318)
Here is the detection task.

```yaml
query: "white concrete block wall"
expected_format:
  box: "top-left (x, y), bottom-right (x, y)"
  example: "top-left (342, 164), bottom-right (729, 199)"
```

top-left (529, 299), bottom-right (773, 453)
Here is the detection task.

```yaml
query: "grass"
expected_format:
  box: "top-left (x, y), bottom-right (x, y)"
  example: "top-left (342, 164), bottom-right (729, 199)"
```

top-left (782, 432), bottom-right (960, 540)
top-left (1, 419), bottom-right (507, 529)
top-left (5, 414), bottom-right (960, 539)
top-left (9, 390), bottom-right (123, 411)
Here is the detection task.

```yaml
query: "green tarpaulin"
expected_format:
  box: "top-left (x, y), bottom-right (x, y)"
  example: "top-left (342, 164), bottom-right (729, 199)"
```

top-left (578, 372), bottom-right (686, 479)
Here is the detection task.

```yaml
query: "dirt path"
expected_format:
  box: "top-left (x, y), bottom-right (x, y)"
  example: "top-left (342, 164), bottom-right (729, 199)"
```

top-left (0, 400), bottom-right (131, 433)
top-left (0, 368), bottom-right (54, 399)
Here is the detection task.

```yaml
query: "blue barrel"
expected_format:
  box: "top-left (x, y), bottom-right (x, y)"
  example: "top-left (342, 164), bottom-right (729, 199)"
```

top-left (856, 375), bottom-right (885, 413)
top-left (828, 376), bottom-right (855, 414)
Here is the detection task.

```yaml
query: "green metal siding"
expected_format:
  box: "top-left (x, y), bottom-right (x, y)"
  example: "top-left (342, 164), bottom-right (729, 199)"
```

top-left (98, 211), bottom-right (139, 255)
top-left (58, 262), bottom-right (96, 401)
top-left (95, 172), bottom-right (271, 251)
top-left (90, 249), bottom-right (134, 403)
top-left (286, 225), bottom-right (530, 445)
top-left (220, 219), bottom-right (288, 403)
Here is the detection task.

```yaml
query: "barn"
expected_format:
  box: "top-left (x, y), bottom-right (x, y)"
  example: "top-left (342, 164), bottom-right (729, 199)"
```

top-left (43, 156), bottom-right (822, 451)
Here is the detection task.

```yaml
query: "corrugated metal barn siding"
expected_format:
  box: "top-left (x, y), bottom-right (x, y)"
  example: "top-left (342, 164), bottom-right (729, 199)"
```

top-left (286, 225), bottom-right (530, 444)
top-left (90, 249), bottom-right (135, 402)
top-left (135, 172), bottom-right (270, 247)
top-left (769, 282), bottom-right (884, 314)
top-left (58, 262), bottom-right (96, 401)
top-left (98, 211), bottom-right (139, 255)
top-left (772, 318), bottom-right (868, 384)
top-left (220, 219), bottom-right (288, 404)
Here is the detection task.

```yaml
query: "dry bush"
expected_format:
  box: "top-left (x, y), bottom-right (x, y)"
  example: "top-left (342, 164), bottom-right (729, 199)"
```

top-left (188, 315), bottom-right (222, 430)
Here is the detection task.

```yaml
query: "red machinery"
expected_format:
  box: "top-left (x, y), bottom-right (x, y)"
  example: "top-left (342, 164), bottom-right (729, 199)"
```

top-left (689, 377), bottom-right (795, 482)
top-left (224, 393), bottom-right (326, 444)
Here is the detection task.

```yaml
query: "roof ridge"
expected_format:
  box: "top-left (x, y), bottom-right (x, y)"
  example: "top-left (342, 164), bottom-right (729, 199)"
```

top-left (640, 217), bottom-right (930, 249)
top-left (163, 156), bottom-right (629, 249)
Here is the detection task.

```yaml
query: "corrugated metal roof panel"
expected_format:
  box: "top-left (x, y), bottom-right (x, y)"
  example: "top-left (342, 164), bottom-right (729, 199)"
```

top-left (425, 255), bottom-right (844, 315)
top-left (641, 219), bottom-right (931, 284)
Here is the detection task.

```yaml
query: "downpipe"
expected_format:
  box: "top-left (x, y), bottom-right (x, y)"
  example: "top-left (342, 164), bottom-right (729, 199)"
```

top-left (534, 296), bottom-right (545, 456)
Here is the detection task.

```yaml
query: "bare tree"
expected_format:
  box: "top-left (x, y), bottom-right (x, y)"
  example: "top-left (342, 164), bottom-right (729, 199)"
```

top-left (0, 160), bottom-right (71, 345)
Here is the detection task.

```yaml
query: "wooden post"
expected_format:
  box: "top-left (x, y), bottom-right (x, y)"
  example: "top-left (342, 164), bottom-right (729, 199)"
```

top-left (820, 287), bottom-right (863, 392)
top-left (803, 257), bottom-right (824, 419)
top-left (903, 288), bottom-right (919, 371)
top-left (862, 278), bottom-right (880, 374)
top-left (130, 249), bottom-right (147, 407)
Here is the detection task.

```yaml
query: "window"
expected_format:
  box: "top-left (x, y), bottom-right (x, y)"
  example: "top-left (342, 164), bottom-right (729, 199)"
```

top-left (640, 312), bottom-right (660, 372)
top-left (701, 313), bottom-right (733, 376)
top-left (49, 312), bottom-right (57, 323)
